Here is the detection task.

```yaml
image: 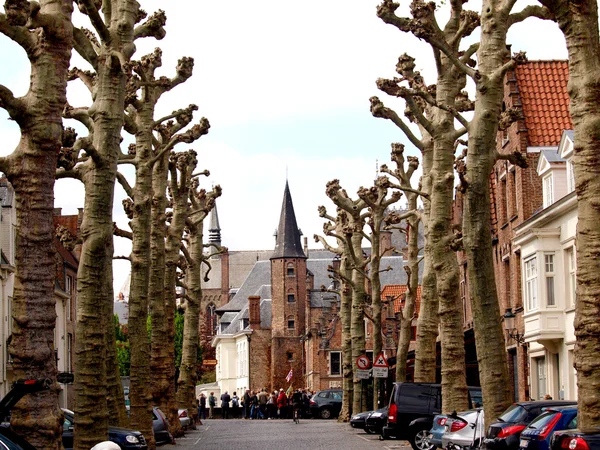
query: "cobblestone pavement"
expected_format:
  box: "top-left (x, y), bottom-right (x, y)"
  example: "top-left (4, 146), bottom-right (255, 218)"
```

top-left (172, 419), bottom-right (413, 450)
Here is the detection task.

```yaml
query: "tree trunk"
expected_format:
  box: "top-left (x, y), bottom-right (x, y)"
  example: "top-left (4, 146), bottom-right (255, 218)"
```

top-left (0, 4), bottom-right (74, 448)
top-left (370, 231), bottom-right (383, 411)
top-left (128, 105), bottom-right (155, 447)
top-left (338, 253), bottom-right (354, 421)
top-left (541, 0), bottom-right (600, 429)
top-left (463, 1), bottom-right (513, 423)
top-left (74, 4), bottom-right (137, 447)
top-left (350, 231), bottom-right (368, 414)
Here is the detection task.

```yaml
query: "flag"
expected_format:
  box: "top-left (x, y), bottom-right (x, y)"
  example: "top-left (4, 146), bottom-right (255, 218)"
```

top-left (286, 369), bottom-right (293, 382)
top-left (286, 385), bottom-right (293, 397)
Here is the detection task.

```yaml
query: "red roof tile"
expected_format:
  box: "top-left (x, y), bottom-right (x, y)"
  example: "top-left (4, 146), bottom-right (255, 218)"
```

top-left (381, 285), bottom-right (422, 315)
top-left (514, 61), bottom-right (572, 147)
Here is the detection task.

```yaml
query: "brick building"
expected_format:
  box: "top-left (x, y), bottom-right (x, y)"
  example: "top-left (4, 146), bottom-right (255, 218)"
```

top-left (210, 182), bottom-right (412, 400)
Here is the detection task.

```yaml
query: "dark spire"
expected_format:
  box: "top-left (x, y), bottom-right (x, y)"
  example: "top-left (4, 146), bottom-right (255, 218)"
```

top-left (271, 181), bottom-right (306, 259)
top-left (208, 201), bottom-right (221, 246)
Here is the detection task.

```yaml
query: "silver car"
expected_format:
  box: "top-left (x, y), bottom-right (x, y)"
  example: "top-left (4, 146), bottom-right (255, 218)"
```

top-left (178, 409), bottom-right (192, 429)
top-left (442, 409), bottom-right (485, 450)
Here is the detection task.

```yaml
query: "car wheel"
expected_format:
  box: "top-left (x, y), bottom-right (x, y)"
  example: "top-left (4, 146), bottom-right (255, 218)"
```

top-left (320, 407), bottom-right (332, 419)
top-left (410, 426), bottom-right (435, 450)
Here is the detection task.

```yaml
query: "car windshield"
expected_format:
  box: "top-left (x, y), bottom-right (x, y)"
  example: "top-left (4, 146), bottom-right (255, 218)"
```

top-left (498, 404), bottom-right (527, 423)
top-left (527, 411), bottom-right (558, 429)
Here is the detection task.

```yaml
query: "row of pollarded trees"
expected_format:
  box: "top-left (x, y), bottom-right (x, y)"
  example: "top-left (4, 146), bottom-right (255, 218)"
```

top-left (318, 0), bottom-right (600, 431)
top-left (0, 2), bottom-right (220, 449)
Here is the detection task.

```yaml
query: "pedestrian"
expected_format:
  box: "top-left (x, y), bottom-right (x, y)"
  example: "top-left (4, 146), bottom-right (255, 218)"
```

top-left (267, 391), bottom-right (277, 419)
top-left (302, 389), bottom-right (310, 418)
top-left (199, 393), bottom-right (207, 420)
top-left (208, 392), bottom-right (216, 419)
top-left (277, 388), bottom-right (287, 419)
top-left (243, 389), bottom-right (251, 419)
top-left (231, 391), bottom-right (240, 418)
top-left (221, 391), bottom-right (231, 419)
top-left (258, 388), bottom-right (268, 419)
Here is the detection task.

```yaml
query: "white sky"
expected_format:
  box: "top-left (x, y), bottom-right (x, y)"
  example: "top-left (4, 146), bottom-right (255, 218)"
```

top-left (0, 0), bottom-right (567, 294)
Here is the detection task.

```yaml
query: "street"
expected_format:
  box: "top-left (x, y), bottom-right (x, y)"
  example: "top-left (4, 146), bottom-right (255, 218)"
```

top-left (172, 419), bottom-right (412, 450)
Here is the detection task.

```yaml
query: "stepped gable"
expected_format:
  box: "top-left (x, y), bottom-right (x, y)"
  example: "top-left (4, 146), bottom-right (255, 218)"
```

top-left (515, 60), bottom-right (572, 147)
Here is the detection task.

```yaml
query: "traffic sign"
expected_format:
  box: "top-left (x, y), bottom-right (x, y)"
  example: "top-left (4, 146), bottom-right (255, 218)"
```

top-left (373, 367), bottom-right (389, 378)
top-left (57, 372), bottom-right (74, 384)
top-left (355, 369), bottom-right (371, 380)
top-left (356, 355), bottom-right (371, 370)
top-left (373, 352), bottom-right (389, 368)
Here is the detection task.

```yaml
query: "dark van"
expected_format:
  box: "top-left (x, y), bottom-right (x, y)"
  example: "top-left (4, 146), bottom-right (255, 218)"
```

top-left (381, 382), bottom-right (482, 450)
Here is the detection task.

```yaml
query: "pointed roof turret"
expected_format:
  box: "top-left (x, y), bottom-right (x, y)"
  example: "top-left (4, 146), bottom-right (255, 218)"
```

top-left (208, 201), bottom-right (221, 246)
top-left (271, 182), bottom-right (306, 259)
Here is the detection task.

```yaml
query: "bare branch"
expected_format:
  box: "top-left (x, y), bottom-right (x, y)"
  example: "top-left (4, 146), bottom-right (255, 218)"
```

top-left (133, 9), bottom-right (166, 40)
top-left (113, 223), bottom-right (133, 241)
top-left (113, 255), bottom-right (132, 261)
top-left (0, 9), bottom-right (36, 54)
top-left (507, 5), bottom-right (554, 27)
top-left (79, 0), bottom-right (110, 44)
top-left (370, 97), bottom-right (424, 151)
top-left (494, 150), bottom-right (528, 168)
top-left (0, 83), bottom-right (24, 122)
top-left (116, 172), bottom-right (134, 198)
top-left (73, 27), bottom-right (98, 69)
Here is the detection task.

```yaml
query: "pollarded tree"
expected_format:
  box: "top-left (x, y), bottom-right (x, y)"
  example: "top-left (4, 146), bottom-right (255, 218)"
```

top-left (176, 180), bottom-right (221, 422)
top-left (0, 1), bottom-right (73, 448)
top-left (535, 0), bottom-right (600, 430)
top-left (56, 3), bottom-right (167, 447)
top-left (379, 144), bottom-right (422, 383)
top-left (315, 207), bottom-right (354, 421)
top-left (324, 180), bottom-right (370, 414)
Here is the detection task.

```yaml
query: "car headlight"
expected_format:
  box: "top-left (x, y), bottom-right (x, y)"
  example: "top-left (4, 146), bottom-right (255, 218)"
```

top-left (351, 415), bottom-right (359, 420)
top-left (125, 435), bottom-right (140, 444)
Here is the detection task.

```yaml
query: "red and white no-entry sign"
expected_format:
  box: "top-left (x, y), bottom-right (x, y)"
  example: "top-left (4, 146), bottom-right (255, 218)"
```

top-left (356, 355), bottom-right (371, 370)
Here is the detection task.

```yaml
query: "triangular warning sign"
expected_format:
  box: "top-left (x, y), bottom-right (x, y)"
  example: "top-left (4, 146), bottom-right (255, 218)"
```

top-left (373, 352), bottom-right (388, 368)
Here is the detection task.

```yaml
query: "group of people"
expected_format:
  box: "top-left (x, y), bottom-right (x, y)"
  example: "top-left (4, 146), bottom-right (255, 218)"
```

top-left (197, 388), bottom-right (313, 421)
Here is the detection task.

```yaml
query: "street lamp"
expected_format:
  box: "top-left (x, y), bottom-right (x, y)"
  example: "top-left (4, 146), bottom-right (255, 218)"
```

top-left (503, 308), bottom-right (525, 345)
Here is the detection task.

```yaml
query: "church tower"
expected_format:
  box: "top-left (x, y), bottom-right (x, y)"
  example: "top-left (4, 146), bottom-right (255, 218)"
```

top-left (270, 181), bottom-right (307, 389)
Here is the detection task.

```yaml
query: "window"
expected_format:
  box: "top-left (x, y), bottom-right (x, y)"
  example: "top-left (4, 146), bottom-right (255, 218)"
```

top-left (330, 351), bottom-right (341, 376)
top-left (287, 264), bottom-right (295, 277)
top-left (524, 256), bottom-right (538, 311)
top-left (287, 293), bottom-right (295, 303)
top-left (287, 317), bottom-right (295, 330)
top-left (543, 174), bottom-right (554, 208)
top-left (545, 254), bottom-right (555, 306)
top-left (206, 303), bottom-right (217, 335)
top-left (510, 169), bottom-right (518, 215)
top-left (566, 247), bottom-right (576, 307)
top-left (67, 333), bottom-right (73, 372)
top-left (567, 160), bottom-right (575, 193)
top-left (287, 351), bottom-right (294, 362)
top-left (410, 326), bottom-right (417, 341)
top-left (66, 276), bottom-right (73, 321)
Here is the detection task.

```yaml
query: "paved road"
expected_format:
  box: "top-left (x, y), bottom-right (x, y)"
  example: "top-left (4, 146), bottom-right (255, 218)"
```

top-left (172, 419), bottom-right (412, 450)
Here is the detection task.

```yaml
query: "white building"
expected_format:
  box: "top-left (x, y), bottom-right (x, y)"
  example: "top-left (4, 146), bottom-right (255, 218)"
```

top-left (513, 130), bottom-right (578, 401)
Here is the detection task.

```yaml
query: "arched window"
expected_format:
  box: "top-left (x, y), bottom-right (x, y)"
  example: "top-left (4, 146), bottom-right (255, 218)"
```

top-left (287, 263), bottom-right (295, 277)
top-left (287, 289), bottom-right (295, 303)
top-left (287, 316), bottom-right (295, 330)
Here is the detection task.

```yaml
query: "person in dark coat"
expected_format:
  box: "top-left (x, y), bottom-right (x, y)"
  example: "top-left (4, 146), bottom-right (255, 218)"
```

top-left (220, 391), bottom-right (231, 419)
top-left (243, 389), bottom-right (251, 419)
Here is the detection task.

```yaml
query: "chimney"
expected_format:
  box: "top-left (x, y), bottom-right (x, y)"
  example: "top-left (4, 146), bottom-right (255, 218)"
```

top-left (380, 230), bottom-right (393, 257)
top-left (303, 236), bottom-right (309, 258)
top-left (249, 296), bottom-right (261, 330)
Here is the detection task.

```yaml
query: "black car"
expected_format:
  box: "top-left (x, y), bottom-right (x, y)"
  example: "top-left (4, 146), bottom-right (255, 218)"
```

top-left (551, 430), bottom-right (600, 450)
top-left (382, 382), bottom-right (482, 450)
top-left (484, 401), bottom-right (577, 450)
top-left (350, 410), bottom-right (372, 430)
top-left (62, 409), bottom-right (148, 450)
top-left (365, 407), bottom-right (388, 435)
top-left (309, 389), bottom-right (343, 419)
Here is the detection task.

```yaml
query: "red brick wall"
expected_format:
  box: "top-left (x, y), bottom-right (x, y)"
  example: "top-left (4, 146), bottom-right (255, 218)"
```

top-left (249, 328), bottom-right (272, 391)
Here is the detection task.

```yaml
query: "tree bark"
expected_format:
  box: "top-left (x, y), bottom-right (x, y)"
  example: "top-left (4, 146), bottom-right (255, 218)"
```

top-left (0, 2), bottom-right (73, 447)
top-left (338, 254), bottom-right (354, 421)
top-left (538, 0), bottom-right (600, 429)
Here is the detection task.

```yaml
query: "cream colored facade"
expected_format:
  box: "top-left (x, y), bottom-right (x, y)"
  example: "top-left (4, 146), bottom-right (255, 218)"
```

top-left (513, 131), bottom-right (578, 401)
top-left (212, 330), bottom-right (251, 405)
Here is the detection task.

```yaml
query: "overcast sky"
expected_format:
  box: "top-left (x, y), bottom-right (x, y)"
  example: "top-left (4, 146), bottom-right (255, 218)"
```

top-left (0, 0), bottom-right (567, 294)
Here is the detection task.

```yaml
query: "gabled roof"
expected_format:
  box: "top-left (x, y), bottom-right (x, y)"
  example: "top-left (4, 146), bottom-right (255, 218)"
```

top-left (537, 149), bottom-right (566, 176)
top-left (559, 130), bottom-right (575, 159)
top-left (514, 61), bottom-right (572, 147)
top-left (381, 284), bottom-right (422, 315)
top-left (271, 182), bottom-right (306, 260)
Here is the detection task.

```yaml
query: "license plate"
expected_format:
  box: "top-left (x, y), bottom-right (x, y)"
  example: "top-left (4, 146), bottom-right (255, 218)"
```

top-left (520, 439), bottom-right (529, 448)
top-left (372, 412), bottom-right (382, 417)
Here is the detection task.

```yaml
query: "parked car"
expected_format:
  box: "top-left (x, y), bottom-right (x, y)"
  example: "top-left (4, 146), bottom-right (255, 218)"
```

top-left (381, 382), bottom-right (482, 450)
top-left (365, 407), bottom-right (388, 435)
top-left (309, 389), bottom-right (343, 419)
top-left (551, 430), bottom-right (600, 450)
top-left (350, 410), bottom-right (372, 430)
top-left (484, 401), bottom-right (577, 450)
top-left (442, 409), bottom-right (485, 450)
top-left (429, 415), bottom-right (450, 448)
top-left (178, 409), bottom-right (191, 429)
top-left (62, 409), bottom-right (148, 450)
top-left (519, 406), bottom-right (578, 450)
top-left (152, 407), bottom-right (174, 445)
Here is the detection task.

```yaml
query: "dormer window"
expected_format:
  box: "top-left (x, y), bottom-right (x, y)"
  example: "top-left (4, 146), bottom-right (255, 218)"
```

top-left (543, 174), bottom-right (554, 208)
